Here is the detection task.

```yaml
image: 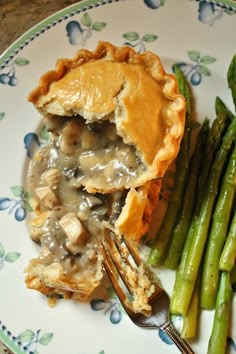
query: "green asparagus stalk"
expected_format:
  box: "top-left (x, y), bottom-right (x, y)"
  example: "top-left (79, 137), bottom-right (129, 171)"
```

top-left (201, 145), bottom-right (236, 309)
top-left (219, 211), bottom-right (236, 272)
top-left (215, 95), bottom-right (235, 122)
top-left (207, 271), bottom-right (232, 354)
top-left (227, 54), bottom-right (236, 110)
top-left (170, 102), bottom-right (234, 313)
top-left (164, 119), bottom-right (209, 269)
top-left (195, 96), bottom-right (233, 213)
top-left (148, 65), bottom-right (191, 265)
top-left (181, 272), bottom-right (200, 339)
top-left (170, 117), bottom-right (236, 315)
top-left (166, 97), bottom-right (232, 270)
top-left (170, 219), bottom-right (197, 315)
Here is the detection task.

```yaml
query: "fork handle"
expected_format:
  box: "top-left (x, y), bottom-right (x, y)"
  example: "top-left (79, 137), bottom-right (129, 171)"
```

top-left (160, 321), bottom-right (195, 354)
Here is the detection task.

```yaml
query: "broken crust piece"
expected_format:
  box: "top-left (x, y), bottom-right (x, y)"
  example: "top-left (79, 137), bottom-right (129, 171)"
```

top-left (28, 41), bottom-right (186, 193)
top-left (25, 255), bottom-right (104, 301)
top-left (115, 179), bottom-right (162, 241)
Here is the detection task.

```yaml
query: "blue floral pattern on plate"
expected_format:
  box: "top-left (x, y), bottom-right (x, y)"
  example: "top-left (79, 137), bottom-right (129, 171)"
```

top-left (17, 329), bottom-right (53, 354)
top-left (144, 0), bottom-right (236, 25)
top-left (174, 50), bottom-right (216, 85)
top-left (0, 0), bottom-right (236, 353)
top-left (197, 0), bottom-right (235, 25)
top-left (0, 186), bottom-right (33, 222)
top-left (24, 125), bottom-right (49, 158)
top-left (66, 12), bottom-right (107, 46)
top-left (0, 322), bottom-right (54, 354)
top-left (0, 57), bottom-right (29, 87)
top-left (0, 242), bottom-right (20, 269)
top-left (90, 287), bottom-right (124, 324)
top-left (122, 32), bottom-right (158, 53)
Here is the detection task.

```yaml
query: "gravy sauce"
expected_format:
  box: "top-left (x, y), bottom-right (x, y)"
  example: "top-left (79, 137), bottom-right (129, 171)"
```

top-left (27, 115), bottom-right (141, 278)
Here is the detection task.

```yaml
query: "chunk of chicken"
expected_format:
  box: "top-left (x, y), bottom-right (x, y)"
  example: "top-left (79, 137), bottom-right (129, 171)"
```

top-left (35, 186), bottom-right (59, 209)
top-left (60, 119), bottom-right (83, 155)
top-left (59, 213), bottom-right (87, 254)
top-left (42, 168), bottom-right (61, 189)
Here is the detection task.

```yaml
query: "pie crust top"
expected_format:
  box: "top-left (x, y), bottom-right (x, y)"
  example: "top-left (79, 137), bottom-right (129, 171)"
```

top-left (28, 41), bottom-right (186, 193)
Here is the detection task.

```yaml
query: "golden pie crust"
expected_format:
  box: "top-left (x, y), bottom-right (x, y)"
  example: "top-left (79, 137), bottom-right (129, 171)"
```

top-left (28, 41), bottom-right (185, 193)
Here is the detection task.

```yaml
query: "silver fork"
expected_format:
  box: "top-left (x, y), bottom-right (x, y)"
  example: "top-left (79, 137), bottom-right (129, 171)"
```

top-left (98, 229), bottom-right (195, 354)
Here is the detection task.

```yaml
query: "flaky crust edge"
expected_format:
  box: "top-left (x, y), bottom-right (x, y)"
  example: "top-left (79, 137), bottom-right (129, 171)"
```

top-left (28, 41), bottom-right (186, 192)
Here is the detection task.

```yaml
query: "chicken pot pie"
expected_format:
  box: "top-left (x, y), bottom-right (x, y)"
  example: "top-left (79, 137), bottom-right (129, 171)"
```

top-left (25, 42), bottom-right (185, 309)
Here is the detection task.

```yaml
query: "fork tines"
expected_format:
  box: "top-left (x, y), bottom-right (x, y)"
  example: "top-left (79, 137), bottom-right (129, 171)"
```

top-left (98, 229), bottom-right (156, 317)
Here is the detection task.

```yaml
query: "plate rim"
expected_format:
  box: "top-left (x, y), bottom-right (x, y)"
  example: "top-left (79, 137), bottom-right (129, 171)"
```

top-left (0, 0), bottom-right (124, 69)
top-left (1, 0), bottom-right (236, 69)
top-left (0, 0), bottom-right (235, 353)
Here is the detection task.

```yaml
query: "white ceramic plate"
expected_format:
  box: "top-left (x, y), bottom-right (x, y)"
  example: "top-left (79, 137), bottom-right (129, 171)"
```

top-left (0, 1), bottom-right (235, 353)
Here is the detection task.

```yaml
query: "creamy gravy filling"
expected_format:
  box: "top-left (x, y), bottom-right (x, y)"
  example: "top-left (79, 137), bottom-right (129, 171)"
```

top-left (27, 115), bottom-right (144, 279)
top-left (55, 116), bottom-right (146, 189)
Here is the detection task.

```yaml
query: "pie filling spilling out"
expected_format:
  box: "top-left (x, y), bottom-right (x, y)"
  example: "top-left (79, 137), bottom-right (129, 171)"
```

top-left (24, 41), bottom-right (186, 315)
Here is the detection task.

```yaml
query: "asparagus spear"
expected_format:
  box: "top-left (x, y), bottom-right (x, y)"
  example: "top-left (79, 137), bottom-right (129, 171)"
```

top-left (207, 272), bottom-right (232, 354)
top-left (165, 97), bottom-right (232, 270)
top-left (148, 65), bottom-right (191, 265)
top-left (195, 96), bottom-right (233, 213)
top-left (201, 145), bottom-right (236, 309)
top-left (171, 117), bottom-right (236, 315)
top-left (215, 95), bottom-right (235, 122)
top-left (170, 101), bottom-right (233, 313)
top-left (227, 54), bottom-right (236, 110)
top-left (181, 272), bottom-right (200, 339)
top-left (164, 119), bottom-right (209, 269)
top-left (170, 218), bottom-right (197, 315)
top-left (219, 211), bottom-right (236, 272)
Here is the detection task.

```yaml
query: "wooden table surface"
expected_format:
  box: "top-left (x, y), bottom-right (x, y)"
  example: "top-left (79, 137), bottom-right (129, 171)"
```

top-left (0, 1), bottom-right (80, 353)
top-left (0, 0), bottom-right (80, 55)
